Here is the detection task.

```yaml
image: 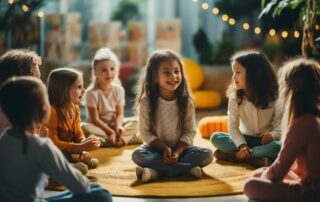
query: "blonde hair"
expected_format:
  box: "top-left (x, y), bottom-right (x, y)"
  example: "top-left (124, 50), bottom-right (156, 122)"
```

top-left (89, 48), bottom-right (121, 88)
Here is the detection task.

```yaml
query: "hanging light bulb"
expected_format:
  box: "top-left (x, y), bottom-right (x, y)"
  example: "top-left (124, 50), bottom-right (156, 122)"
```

top-left (269, 29), bottom-right (276, 36)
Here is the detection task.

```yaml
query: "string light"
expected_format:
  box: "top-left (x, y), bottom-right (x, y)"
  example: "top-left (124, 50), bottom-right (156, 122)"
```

top-left (228, 18), bottom-right (235, 25)
top-left (37, 11), bottom-right (44, 17)
top-left (281, 31), bottom-right (288, 38)
top-left (191, 0), bottom-right (301, 40)
top-left (212, 7), bottom-right (219, 15)
top-left (8, 0), bottom-right (14, 4)
top-left (202, 3), bottom-right (209, 10)
top-left (21, 5), bottom-right (29, 12)
top-left (254, 27), bottom-right (261, 34)
top-left (221, 14), bottom-right (228, 22)
top-left (243, 23), bottom-right (249, 30)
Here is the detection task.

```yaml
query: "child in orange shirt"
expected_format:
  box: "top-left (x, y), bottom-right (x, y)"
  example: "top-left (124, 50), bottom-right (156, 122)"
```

top-left (44, 68), bottom-right (100, 171)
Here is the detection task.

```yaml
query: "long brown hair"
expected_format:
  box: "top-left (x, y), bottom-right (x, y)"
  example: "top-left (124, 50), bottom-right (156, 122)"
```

top-left (227, 50), bottom-right (279, 108)
top-left (0, 77), bottom-right (47, 154)
top-left (47, 68), bottom-right (82, 123)
top-left (135, 49), bottom-right (192, 131)
top-left (279, 58), bottom-right (320, 129)
top-left (0, 49), bottom-right (41, 85)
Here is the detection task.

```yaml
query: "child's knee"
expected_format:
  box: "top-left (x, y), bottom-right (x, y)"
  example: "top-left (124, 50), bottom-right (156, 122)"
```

top-left (199, 148), bottom-right (214, 166)
top-left (131, 149), bottom-right (148, 165)
top-left (210, 132), bottom-right (223, 145)
top-left (243, 179), bottom-right (259, 198)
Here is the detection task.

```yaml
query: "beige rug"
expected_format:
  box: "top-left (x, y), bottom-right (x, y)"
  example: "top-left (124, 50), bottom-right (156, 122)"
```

top-left (88, 134), bottom-right (255, 197)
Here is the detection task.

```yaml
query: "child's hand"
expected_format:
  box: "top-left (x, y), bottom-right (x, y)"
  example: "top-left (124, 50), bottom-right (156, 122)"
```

top-left (37, 126), bottom-right (48, 137)
top-left (71, 151), bottom-right (91, 164)
top-left (81, 138), bottom-right (100, 151)
top-left (261, 132), bottom-right (275, 145)
top-left (167, 152), bottom-right (179, 164)
top-left (163, 147), bottom-right (174, 164)
top-left (235, 145), bottom-right (251, 160)
top-left (106, 132), bottom-right (117, 144)
top-left (116, 126), bottom-right (125, 137)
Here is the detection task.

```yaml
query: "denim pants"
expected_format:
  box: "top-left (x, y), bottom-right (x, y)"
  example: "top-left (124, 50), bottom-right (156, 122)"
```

top-left (210, 132), bottom-right (281, 159)
top-left (132, 145), bottom-right (213, 177)
top-left (44, 183), bottom-right (112, 202)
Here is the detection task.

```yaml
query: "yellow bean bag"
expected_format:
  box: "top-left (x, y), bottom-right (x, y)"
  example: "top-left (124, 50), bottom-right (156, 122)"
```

top-left (198, 115), bottom-right (228, 139)
top-left (192, 90), bottom-right (222, 109)
top-left (183, 58), bottom-right (204, 90)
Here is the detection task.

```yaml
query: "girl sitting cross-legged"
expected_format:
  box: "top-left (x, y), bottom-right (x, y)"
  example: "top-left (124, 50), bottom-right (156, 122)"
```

top-left (82, 48), bottom-right (142, 147)
top-left (43, 68), bottom-right (100, 172)
top-left (132, 49), bottom-right (213, 183)
top-left (210, 50), bottom-right (282, 167)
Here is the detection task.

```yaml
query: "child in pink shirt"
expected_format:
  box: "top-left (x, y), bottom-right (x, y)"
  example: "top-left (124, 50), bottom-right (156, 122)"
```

top-left (244, 58), bottom-right (320, 201)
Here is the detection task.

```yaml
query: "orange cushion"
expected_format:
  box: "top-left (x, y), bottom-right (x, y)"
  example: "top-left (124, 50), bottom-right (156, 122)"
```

top-left (198, 115), bottom-right (228, 139)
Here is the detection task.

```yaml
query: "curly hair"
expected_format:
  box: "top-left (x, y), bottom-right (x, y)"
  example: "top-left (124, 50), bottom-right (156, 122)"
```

top-left (135, 49), bottom-right (192, 131)
top-left (227, 50), bottom-right (279, 109)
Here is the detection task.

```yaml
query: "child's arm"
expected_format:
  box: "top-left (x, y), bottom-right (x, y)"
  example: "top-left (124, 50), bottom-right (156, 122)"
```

top-left (262, 116), bottom-right (310, 181)
top-left (87, 106), bottom-right (116, 135)
top-left (228, 98), bottom-right (247, 148)
top-left (138, 97), bottom-right (159, 144)
top-left (40, 138), bottom-right (90, 193)
top-left (179, 100), bottom-right (196, 148)
top-left (269, 100), bottom-right (283, 140)
top-left (45, 107), bottom-right (74, 152)
top-left (115, 105), bottom-right (125, 136)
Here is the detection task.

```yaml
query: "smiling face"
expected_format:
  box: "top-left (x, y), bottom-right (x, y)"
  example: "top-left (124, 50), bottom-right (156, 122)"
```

top-left (94, 60), bottom-right (116, 88)
top-left (157, 59), bottom-right (182, 100)
top-left (69, 75), bottom-right (85, 105)
top-left (231, 61), bottom-right (247, 90)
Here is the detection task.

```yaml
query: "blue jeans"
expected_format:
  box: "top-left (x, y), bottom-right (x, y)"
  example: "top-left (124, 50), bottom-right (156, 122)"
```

top-left (210, 132), bottom-right (281, 159)
top-left (44, 183), bottom-right (112, 202)
top-left (132, 145), bottom-right (213, 177)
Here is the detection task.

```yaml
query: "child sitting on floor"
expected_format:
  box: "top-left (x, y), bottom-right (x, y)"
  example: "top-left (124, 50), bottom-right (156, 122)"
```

top-left (44, 68), bottom-right (100, 172)
top-left (82, 48), bottom-right (142, 147)
top-left (0, 77), bottom-right (111, 202)
top-left (132, 49), bottom-right (213, 183)
top-left (244, 58), bottom-right (320, 201)
top-left (210, 50), bottom-right (282, 167)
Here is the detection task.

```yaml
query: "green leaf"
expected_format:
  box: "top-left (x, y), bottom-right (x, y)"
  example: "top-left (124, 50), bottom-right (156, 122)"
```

top-left (272, 0), bottom-right (289, 17)
top-left (289, 0), bottom-right (304, 9)
top-left (259, 0), bottom-right (277, 19)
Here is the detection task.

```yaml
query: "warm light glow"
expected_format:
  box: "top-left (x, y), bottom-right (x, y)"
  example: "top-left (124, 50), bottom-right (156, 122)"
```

top-left (294, 31), bottom-right (300, 38)
top-left (202, 3), bottom-right (209, 10)
top-left (22, 5), bottom-right (29, 12)
top-left (221, 14), bottom-right (229, 22)
top-left (212, 7), bottom-right (219, 15)
top-left (281, 31), bottom-right (288, 38)
top-left (254, 27), bottom-right (261, 34)
top-left (37, 11), bottom-right (44, 18)
top-left (192, 0), bottom-right (198, 2)
top-left (242, 23), bottom-right (249, 30)
top-left (315, 24), bottom-right (320, 30)
top-left (8, 0), bottom-right (14, 4)
top-left (228, 18), bottom-right (236, 25)
top-left (269, 29), bottom-right (276, 36)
